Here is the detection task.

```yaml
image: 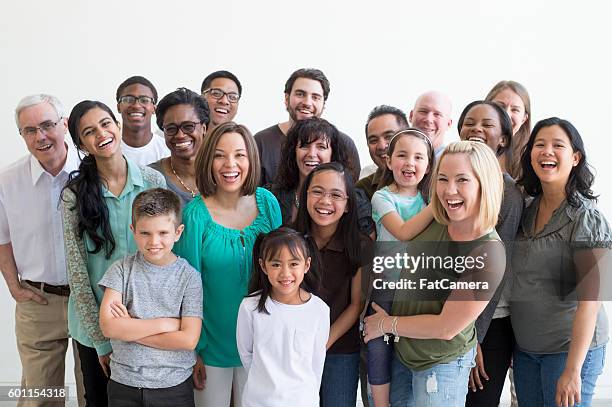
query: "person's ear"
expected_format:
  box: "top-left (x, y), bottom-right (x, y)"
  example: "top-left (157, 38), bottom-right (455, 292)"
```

top-left (175, 224), bottom-right (185, 241)
top-left (258, 258), bottom-right (267, 274)
top-left (129, 223), bottom-right (135, 233)
top-left (572, 151), bottom-right (582, 167)
top-left (304, 257), bottom-right (311, 273)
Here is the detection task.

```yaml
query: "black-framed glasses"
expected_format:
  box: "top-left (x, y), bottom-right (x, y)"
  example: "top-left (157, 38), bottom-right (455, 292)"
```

top-left (307, 188), bottom-right (348, 202)
top-left (203, 88), bottom-right (240, 103)
top-left (163, 121), bottom-right (203, 136)
top-left (19, 117), bottom-right (63, 137)
top-left (118, 95), bottom-right (155, 106)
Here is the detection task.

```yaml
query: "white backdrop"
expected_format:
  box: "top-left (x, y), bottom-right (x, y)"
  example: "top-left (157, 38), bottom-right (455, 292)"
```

top-left (1, 0), bottom-right (611, 401)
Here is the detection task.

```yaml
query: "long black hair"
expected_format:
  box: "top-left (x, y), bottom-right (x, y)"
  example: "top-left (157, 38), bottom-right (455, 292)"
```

top-left (63, 100), bottom-right (119, 258)
top-left (518, 117), bottom-right (596, 207)
top-left (273, 118), bottom-right (352, 190)
top-left (294, 162), bottom-right (362, 268)
top-left (247, 227), bottom-right (321, 314)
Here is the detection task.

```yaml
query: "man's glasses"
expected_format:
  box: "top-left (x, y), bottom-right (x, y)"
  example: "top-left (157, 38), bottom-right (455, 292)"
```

top-left (118, 95), bottom-right (155, 106)
top-left (19, 118), bottom-right (63, 137)
top-left (163, 121), bottom-right (203, 136)
top-left (203, 88), bottom-right (240, 103)
top-left (307, 188), bottom-right (348, 201)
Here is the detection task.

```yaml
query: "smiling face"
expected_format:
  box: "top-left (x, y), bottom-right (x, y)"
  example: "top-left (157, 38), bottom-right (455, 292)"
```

top-left (205, 77), bottom-right (240, 127)
top-left (78, 107), bottom-right (122, 158)
top-left (117, 84), bottom-right (156, 132)
top-left (131, 214), bottom-right (184, 266)
top-left (212, 131), bottom-right (250, 194)
top-left (260, 246), bottom-right (311, 304)
top-left (387, 135), bottom-right (430, 194)
top-left (366, 114), bottom-right (403, 170)
top-left (459, 104), bottom-right (507, 156)
top-left (530, 125), bottom-right (581, 189)
top-left (162, 104), bottom-right (205, 160)
top-left (409, 92), bottom-right (452, 150)
top-left (18, 102), bottom-right (68, 174)
top-left (306, 169), bottom-right (348, 231)
top-left (436, 153), bottom-right (481, 227)
top-left (491, 87), bottom-right (528, 135)
top-left (295, 135), bottom-right (333, 181)
top-left (285, 77), bottom-right (325, 122)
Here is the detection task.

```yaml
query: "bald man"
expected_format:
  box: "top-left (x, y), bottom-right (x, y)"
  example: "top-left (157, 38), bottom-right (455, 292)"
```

top-left (409, 91), bottom-right (453, 158)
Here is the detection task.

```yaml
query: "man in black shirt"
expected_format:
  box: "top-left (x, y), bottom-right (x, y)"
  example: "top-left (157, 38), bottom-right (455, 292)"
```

top-left (254, 68), bottom-right (361, 185)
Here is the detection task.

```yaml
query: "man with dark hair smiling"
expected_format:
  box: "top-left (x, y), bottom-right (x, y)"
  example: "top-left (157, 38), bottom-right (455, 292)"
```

top-left (117, 75), bottom-right (170, 165)
top-left (201, 70), bottom-right (242, 131)
top-left (357, 105), bottom-right (409, 200)
top-left (254, 68), bottom-right (361, 185)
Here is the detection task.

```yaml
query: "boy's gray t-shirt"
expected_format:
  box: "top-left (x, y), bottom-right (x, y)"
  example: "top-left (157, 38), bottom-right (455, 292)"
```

top-left (99, 251), bottom-right (203, 388)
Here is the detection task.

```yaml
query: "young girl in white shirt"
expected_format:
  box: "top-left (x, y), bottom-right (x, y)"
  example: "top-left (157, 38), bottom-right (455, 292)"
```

top-left (236, 227), bottom-right (330, 407)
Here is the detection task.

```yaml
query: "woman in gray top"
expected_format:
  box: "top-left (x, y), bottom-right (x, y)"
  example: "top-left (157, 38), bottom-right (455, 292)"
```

top-left (150, 88), bottom-right (210, 207)
top-left (511, 117), bottom-right (610, 407)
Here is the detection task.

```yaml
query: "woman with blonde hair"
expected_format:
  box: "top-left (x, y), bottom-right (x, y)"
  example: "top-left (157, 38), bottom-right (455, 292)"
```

top-left (364, 141), bottom-right (506, 406)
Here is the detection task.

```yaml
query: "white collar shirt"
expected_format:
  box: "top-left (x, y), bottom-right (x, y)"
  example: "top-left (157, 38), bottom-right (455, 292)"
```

top-left (0, 142), bottom-right (80, 285)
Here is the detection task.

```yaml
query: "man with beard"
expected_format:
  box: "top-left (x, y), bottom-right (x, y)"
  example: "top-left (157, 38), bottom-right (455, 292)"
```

top-left (117, 75), bottom-right (170, 165)
top-left (254, 68), bottom-right (360, 185)
top-left (409, 91), bottom-right (453, 159)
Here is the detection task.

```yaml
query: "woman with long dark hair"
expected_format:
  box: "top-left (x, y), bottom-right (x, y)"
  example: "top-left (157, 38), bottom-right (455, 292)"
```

top-left (270, 117), bottom-right (374, 237)
top-left (511, 118), bottom-right (610, 406)
top-left (62, 100), bottom-right (165, 405)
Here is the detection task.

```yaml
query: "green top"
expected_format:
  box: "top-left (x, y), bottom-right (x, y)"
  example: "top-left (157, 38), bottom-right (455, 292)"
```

top-left (391, 220), bottom-right (502, 370)
top-left (62, 158), bottom-right (166, 355)
top-left (173, 187), bottom-right (282, 367)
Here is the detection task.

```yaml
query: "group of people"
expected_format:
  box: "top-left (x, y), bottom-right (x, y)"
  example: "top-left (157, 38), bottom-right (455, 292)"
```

top-left (0, 67), bottom-right (609, 407)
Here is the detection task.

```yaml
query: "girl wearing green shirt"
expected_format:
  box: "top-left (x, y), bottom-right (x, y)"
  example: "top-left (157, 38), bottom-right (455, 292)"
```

top-left (173, 122), bottom-right (281, 407)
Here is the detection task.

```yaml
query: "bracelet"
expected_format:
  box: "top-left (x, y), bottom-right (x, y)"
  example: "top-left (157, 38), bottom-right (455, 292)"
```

top-left (391, 317), bottom-right (399, 337)
top-left (378, 316), bottom-right (386, 337)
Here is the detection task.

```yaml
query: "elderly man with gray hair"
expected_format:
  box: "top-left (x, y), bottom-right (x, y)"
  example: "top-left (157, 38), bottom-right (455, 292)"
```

top-left (0, 94), bottom-right (83, 406)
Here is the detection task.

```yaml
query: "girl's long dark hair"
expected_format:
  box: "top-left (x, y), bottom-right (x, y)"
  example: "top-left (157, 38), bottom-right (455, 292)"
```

top-left (294, 162), bottom-right (362, 268)
top-left (518, 117), bottom-right (597, 207)
top-left (247, 227), bottom-right (321, 314)
top-left (62, 100), bottom-right (119, 258)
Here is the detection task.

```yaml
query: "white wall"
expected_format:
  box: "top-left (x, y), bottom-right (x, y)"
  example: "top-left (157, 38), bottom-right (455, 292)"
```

top-left (1, 0), bottom-right (611, 398)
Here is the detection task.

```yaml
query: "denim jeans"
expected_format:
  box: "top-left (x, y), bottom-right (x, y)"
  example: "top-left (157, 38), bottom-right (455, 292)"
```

top-left (513, 345), bottom-right (606, 407)
top-left (389, 346), bottom-right (476, 407)
top-left (320, 352), bottom-right (360, 407)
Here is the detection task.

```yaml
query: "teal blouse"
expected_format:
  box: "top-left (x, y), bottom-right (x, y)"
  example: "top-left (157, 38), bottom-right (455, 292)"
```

top-left (62, 159), bottom-right (166, 355)
top-left (174, 187), bottom-right (282, 367)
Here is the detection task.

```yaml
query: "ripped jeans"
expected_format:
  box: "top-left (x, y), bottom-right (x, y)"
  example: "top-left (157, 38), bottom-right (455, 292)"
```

top-left (389, 346), bottom-right (476, 407)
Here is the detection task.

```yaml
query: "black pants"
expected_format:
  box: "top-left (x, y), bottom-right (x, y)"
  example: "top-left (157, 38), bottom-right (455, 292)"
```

top-left (465, 316), bottom-right (515, 407)
top-left (107, 377), bottom-right (195, 407)
top-left (76, 342), bottom-right (109, 407)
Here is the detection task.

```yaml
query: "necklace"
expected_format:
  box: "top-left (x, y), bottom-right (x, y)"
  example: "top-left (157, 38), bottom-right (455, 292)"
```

top-left (170, 158), bottom-right (197, 198)
top-left (294, 191), bottom-right (300, 208)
